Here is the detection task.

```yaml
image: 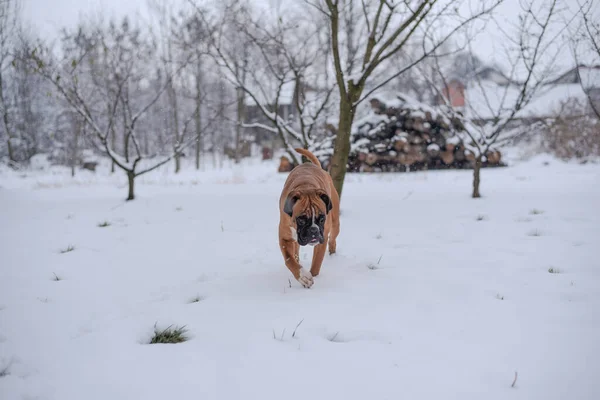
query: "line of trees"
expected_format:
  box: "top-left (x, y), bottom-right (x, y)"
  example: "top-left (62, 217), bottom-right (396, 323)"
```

top-left (1, 0), bottom-right (597, 200)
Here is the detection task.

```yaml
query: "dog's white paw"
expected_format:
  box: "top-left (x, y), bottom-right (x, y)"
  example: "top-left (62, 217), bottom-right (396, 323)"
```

top-left (297, 268), bottom-right (314, 288)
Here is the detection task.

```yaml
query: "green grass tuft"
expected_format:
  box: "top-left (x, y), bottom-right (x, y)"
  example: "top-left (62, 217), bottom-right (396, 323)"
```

top-left (149, 324), bottom-right (188, 344)
top-left (548, 267), bottom-right (561, 274)
top-left (527, 229), bottom-right (542, 237)
top-left (476, 214), bottom-right (487, 221)
top-left (60, 245), bottom-right (75, 254)
top-left (97, 221), bottom-right (111, 228)
top-left (530, 209), bottom-right (544, 215)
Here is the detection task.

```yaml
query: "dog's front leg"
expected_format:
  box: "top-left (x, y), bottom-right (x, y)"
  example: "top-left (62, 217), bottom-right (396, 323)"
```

top-left (309, 243), bottom-right (327, 277)
top-left (280, 239), bottom-right (313, 288)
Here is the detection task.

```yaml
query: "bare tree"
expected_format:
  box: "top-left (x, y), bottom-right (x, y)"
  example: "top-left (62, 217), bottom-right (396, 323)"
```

top-left (571, 0), bottom-right (600, 118)
top-left (149, 0), bottom-right (204, 173)
top-left (27, 18), bottom-right (196, 200)
top-left (197, 0), bottom-right (335, 165)
top-left (176, 11), bottom-right (213, 170)
top-left (0, 0), bottom-right (20, 165)
top-left (427, 0), bottom-right (563, 197)
top-left (311, 0), bottom-right (502, 199)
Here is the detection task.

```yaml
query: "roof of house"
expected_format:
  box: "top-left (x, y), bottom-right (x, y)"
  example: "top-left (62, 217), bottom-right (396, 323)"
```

top-left (548, 65), bottom-right (600, 88)
top-left (463, 80), bottom-right (588, 120)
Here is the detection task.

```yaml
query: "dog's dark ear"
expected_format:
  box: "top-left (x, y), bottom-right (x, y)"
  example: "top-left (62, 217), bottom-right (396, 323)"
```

top-left (319, 193), bottom-right (332, 214)
top-left (283, 195), bottom-right (298, 217)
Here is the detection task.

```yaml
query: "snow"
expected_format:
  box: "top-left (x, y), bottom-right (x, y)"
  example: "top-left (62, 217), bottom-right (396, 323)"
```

top-left (347, 72), bottom-right (363, 86)
top-left (350, 138), bottom-right (370, 152)
top-left (447, 135), bottom-right (462, 145)
top-left (1, 156), bottom-right (600, 400)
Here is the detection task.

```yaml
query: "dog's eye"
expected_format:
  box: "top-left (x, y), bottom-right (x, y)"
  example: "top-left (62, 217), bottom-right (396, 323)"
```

top-left (318, 215), bottom-right (325, 224)
top-left (296, 217), bottom-right (308, 226)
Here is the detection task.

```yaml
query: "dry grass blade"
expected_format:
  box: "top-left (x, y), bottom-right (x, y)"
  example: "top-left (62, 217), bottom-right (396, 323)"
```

top-left (292, 319), bottom-right (304, 338)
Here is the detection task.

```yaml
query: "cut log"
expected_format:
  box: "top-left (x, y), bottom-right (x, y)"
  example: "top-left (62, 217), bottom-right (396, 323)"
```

top-left (440, 150), bottom-right (454, 165)
top-left (427, 144), bottom-right (440, 158)
top-left (397, 152), bottom-right (407, 165)
top-left (454, 148), bottom-right (466, 162)
top-left (413, 118), bottom-right (425, 132)
top-left (366, 153), bottom-right (379, 166)
top-left (278, 156), bottom-right (294, 173)
top-left (393, 138), bottom-right (409, 152)
top-left (487, 149), bottom-right (502, 165)
top-left (410, 135), bottom-right (424, 145)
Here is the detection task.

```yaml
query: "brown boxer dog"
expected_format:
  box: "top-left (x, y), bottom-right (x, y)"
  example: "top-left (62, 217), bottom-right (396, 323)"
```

top-left (278, 148), bottom-right (340, 288)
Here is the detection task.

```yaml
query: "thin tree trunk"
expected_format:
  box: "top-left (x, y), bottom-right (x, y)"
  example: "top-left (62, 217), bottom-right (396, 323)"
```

top-left (123, 104), bottom-right (130, 164)
top-left (235, 86), bottom-right (244, 164)
top-left (127, 170), bottom-right (135, 201)
top-left (166, 39), bottom-right (181, 174)
top-left (144, 130), bottom-right (149, 155)
top-left (0, 73), bottom-right (15, 165)
top-left (71, 118), bottom-right (80, 177)
top-left (110, 126), bottom-right (116, 173)
top-left (171, 86), bottom-right (181, 173)
top-left (195, 57), bottom-right (202, 170)
top-left (472, 154), bottom-right (482, 198)
top-left (195, 109), bottom-right (202, 170)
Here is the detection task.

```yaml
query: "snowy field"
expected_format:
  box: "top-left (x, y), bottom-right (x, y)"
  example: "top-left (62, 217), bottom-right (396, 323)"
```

top-left (1, 155), bottom-right (599, 400)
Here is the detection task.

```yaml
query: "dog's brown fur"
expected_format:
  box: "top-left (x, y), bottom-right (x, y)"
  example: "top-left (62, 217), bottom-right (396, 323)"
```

top-left (278, 148), bottom-right (340, 288)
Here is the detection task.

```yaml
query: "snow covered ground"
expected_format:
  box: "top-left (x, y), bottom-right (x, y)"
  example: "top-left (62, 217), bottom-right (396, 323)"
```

top-left (1, 155), bottom-right (599, 400)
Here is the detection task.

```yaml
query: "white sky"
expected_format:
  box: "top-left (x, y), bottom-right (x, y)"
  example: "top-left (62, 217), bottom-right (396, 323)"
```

top-left (23, 0), bottom-right (150, 39)
top-left (23, 0), bottom-right (584, 73)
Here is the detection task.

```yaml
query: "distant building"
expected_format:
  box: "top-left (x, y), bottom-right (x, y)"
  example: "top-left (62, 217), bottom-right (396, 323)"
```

top-left (435, 79), bottom-right (466, 108)
top-left (434, 64), bottom-right (600, 121)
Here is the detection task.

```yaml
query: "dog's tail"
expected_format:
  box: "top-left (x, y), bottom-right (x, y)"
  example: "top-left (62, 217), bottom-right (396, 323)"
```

top-left (295, 148), bottom-right (321, 168)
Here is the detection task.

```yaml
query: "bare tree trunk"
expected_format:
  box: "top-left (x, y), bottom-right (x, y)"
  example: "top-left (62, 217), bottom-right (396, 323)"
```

top-left (235, 86), bottom-right (244, 164)
top-left (472, 154), bottom-right (482, 198)
top-left (71, 118), bottom-right (80, 177)
top-left (195, 108), bottom-right (202, 170)
top-left (0, 73), bottom-right (15, 164)
top-left (195, 57), bottom-right (202, 170)
top-left (122, 104), bottom-right (130, 164)
top-left (144, 130), bottom-right (149, 155)
top-left (127, 170), bottom-right (135, 201)
top-left (170, 84), bottom-right (181, 173)
top-left (110, 127), bottom-right (116, 173)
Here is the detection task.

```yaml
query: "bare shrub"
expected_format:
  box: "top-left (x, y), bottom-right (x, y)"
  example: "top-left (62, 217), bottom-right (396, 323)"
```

top-left (540, 99), bottom-right (600, 161)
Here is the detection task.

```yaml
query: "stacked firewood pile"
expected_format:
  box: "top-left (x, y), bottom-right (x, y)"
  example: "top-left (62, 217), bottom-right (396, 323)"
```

top-left (278, 95), bottom-right (503, 173)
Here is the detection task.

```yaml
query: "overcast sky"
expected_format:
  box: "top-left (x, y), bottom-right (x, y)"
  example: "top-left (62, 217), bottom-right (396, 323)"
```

top-left (22, 0), bottom-right (583, 73)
